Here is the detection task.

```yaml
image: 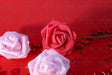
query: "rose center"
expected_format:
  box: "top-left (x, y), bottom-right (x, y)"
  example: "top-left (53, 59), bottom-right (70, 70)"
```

top-left (40, 62), bottom-right (57, 74)
top-left (2, 35), bottom-right (21, 51)
top-left (9, 35), bottom-right (16, 41)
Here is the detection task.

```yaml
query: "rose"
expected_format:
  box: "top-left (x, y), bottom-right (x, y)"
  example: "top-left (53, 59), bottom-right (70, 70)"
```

top-left (28, 49), bottom-right (70, 75)
top-left (0, 31), bottom-right (30, 59)
top-left (41, 20), bottom-right (76, 56)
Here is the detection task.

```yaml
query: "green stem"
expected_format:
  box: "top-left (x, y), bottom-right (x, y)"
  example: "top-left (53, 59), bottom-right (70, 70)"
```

top-left (76, 34), bottom-right (112, 40)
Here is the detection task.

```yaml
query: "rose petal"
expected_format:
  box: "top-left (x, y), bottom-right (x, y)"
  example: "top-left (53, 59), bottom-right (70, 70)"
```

top-left (41, 20), bottom-right (77, 56)
top-left (0, 31), bottom-right (30, 59)
top-left (28, 49), bottom-right (70, 75)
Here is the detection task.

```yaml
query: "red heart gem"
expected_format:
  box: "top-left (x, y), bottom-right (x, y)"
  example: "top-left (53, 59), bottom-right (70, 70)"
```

top-left (74, 42), bottom-right (84, 49)
top-left (30, 48), bottom-right (37, 53)
top-left (72, 58), bottom-right (80, 64)
top-left (11, 68), bottom-right (20, 75)
top-left (81, 39), bottom-right (90, 45)
top-left (80, 50), bottom-right (88, 56)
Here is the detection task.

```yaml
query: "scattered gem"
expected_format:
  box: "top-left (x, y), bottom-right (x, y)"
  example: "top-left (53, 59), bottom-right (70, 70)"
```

top-left (104, 56), bottom-right (112, 62)
top-left (81, 39), bottom-right (90, 45)
top-left (90, 32), bottom-right (98, 36)
top-left (30, 39), bottom-right (35, 45)
top-left (33, 41), bottom-right (41, 48)
top-left (97, 29), bottom-right (104, 35)
top-left (74, 42), bottom-right (84, 49)
top-left (105, 30), bottom-right (111, 34)
top-left (11, 68), bottom-right (20, 75)
top-left (110, 47), bottom-right (112, 51)
top-left (84, 35), bottom-right (92, 40)
top-left (94, 71), bottom-right (103, 75)
top-left (72, 58), bottom-right (80, 64)
top-left (30, 40), bottom-right (41, 48)
top-left (80, 50), bottom-right (88, 56)
top-left (30, 48), bottom-right (37, 53)
top-left (29, 39), bottom-right (42, 53)
top-left (108, 42), bottom-right (112, 46)
top-left (109, 69), bottom-right (112, 73)
top-left (102, 70), bottom-right (112, 75)
top-left (67, 70), bottom-right (74, 75)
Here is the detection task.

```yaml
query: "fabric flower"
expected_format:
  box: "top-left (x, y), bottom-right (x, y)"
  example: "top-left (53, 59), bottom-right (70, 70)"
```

top-left (28, 49), bottom-right (70, 75)
top-left (0, 31), bottom-right (30, 59)
top-left (41, 20), bottom-right (76, 56)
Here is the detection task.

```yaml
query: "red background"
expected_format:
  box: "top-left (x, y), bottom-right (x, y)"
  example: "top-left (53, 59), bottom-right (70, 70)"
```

top-left (0, 0), bottom-right (112, 75)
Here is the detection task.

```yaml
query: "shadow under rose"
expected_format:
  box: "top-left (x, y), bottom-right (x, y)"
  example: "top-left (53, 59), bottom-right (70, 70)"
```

top-left (19, 24), bottom-right (44, 41)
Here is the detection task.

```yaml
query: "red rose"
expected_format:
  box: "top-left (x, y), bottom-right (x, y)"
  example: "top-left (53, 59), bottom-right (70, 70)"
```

top-left (41, 20), bottom-right (76, 56)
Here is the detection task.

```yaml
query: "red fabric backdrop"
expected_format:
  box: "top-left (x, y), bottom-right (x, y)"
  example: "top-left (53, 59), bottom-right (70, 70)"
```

top-left (0, 0), bottom-right (112, 75)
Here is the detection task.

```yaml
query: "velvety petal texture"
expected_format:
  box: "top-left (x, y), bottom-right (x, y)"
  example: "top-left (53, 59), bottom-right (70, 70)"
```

top-left (0, 31), bottom-right (30, 59)
top-left (28, 49), bottom-right (70, 75)
top-left (41, 20), bottom-right (77, 56)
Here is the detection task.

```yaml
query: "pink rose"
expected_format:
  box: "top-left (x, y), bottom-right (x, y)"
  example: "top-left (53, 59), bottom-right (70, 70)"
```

top-left (28, 49), bottom-right (70, 75)
top-left (41, 20), bottom-right (76, 56)
top-left (0, 31), bottom-right (30, 59)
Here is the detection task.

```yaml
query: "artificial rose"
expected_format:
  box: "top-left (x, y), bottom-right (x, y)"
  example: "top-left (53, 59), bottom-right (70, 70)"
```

top-left (41, 20), bottom-right (76, 56)
top-left (28, 49), bottom-right (70, 75)
top-left (0, 31), bottom-right (30, 59)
